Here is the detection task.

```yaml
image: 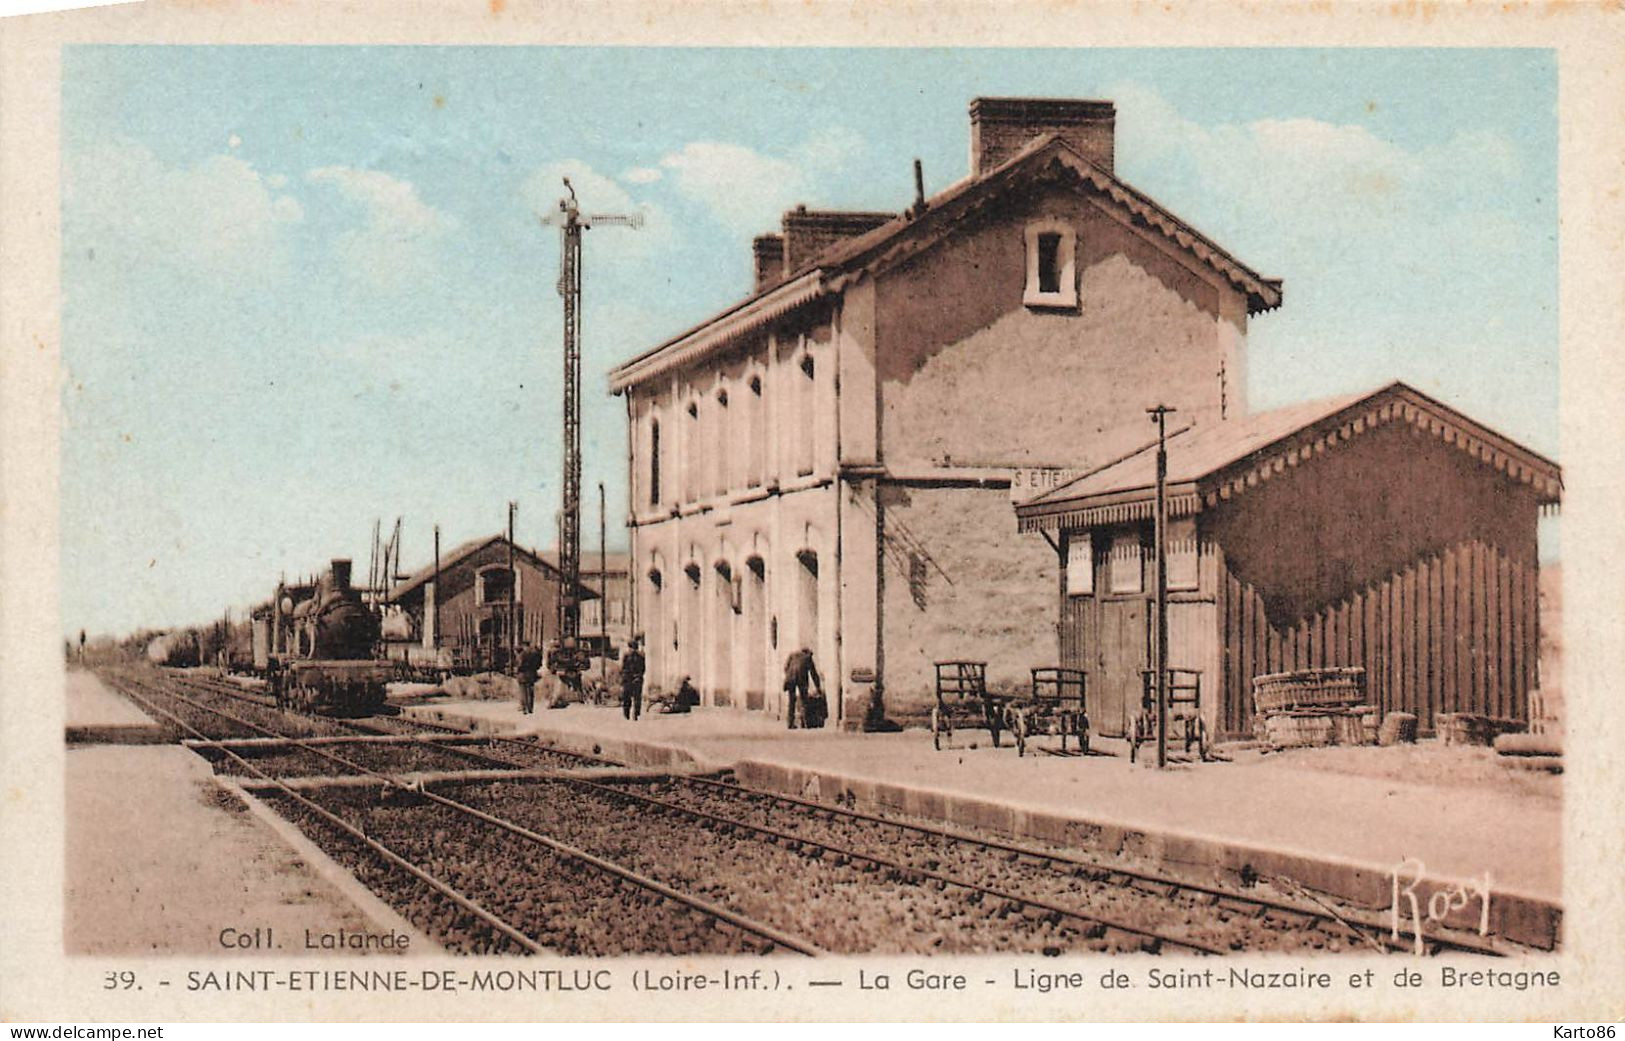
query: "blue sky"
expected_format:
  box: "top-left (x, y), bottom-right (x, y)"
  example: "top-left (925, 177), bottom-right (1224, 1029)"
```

top-left (60, 47), bottom-right (1558, 637)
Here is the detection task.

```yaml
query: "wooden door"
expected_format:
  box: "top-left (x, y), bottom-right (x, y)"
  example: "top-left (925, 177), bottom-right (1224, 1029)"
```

top-left (1096, 597), bottom-right (1149, 738)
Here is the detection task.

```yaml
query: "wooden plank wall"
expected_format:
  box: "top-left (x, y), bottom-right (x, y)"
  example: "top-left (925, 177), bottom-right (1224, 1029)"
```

top-left (1219, 539), bottom-right (1539, 735)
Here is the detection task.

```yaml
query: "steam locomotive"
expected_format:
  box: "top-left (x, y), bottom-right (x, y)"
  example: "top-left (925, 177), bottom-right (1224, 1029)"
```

top-left (255, 559), bottom-right (398, 716)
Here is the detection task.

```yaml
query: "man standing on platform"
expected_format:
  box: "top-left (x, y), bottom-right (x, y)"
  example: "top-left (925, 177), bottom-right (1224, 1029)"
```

top-left (783, 647), bottom-right (823, 730)
top-left (516, 644), bottom-right (542, 715)
top-left (620, 637), bottom-right (646, 721)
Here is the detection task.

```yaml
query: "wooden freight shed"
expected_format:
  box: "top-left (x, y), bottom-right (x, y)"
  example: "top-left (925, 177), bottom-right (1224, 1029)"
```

top-left (1013, 382), bottom-right (1561, 740)
top-left (382, 534), bottom-right (597, 670)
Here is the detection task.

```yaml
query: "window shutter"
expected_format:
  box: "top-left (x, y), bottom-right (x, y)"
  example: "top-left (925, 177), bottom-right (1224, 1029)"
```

top-left (1066, 534), bottom-right (1093, 596)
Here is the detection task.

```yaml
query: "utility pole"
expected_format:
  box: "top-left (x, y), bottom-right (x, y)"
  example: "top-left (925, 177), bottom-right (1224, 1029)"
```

top-left (1147, 404), bottom-right (1176, 770)
top-left (599, 480), bottom-right (608, 691)
top-left (507, 501), bottom-right (517, 670)
top-left (541, 177), bottom-right (641, 687)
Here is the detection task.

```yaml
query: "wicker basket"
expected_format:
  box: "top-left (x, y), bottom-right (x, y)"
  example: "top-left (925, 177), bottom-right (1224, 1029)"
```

top-left (1253, 667), bottom-right (1367, 713)
top-left (1378, 711), bottom-right (1418, 746)
top-left (1263, 712), bottom-right (1337, 748)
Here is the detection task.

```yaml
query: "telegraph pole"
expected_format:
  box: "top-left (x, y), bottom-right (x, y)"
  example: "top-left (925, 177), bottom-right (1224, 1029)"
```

top-left (507, 501), bottom-right (518, 670)
top-left (1147, 404), bottom-right (1176, 769)
top-left (541, 177), bottom-right (640, 687)
top-left (431, 524), bottom-right (440, 651)
top-left (599, 480), bottom-right (608, 691)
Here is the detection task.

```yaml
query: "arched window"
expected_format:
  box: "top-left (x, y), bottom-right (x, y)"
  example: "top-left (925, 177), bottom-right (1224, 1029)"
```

top-left (684, 397), bottom-right (702, 503)
top-left (649, 417), bottom-right (662, 508)
top-left (795, 351), bottom-right (816, 477)
top-left (714, 384), bottom-right (731, 497)
top-left (747, 370), bottom-right (766, 488)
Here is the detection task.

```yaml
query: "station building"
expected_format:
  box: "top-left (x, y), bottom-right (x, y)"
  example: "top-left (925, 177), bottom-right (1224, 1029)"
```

top-left (608, 97), bottom-right (1284, 726)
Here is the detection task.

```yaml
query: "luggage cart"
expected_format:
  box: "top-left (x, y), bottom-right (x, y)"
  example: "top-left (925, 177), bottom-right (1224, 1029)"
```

top-left (1131, 668), bottom-right (1208, 763)
top-left (931, 660), bottom-right (1007, 750)
top-left (1005, 667), bottom-right (1089, 757)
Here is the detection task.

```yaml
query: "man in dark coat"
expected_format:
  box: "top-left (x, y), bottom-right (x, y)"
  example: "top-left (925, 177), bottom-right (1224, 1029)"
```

top-left (516, 645), bottom-right (542, 715)
top-left (620, 637), bottom-right (646, 721)
top-left (783, 647), bottom-right (823, 730)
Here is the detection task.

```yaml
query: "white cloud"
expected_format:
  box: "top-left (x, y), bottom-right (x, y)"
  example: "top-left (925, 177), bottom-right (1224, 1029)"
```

top-left (659, 142), bottom-right (804, 238)
top-left (1108, 81), bottom-right (1526, 264)
top-left (65, 138), bottom-right (303, 281)
top-left (620, 166), bottom-right (662, 185)
top-left (1104, 82), bottom-right (1551, 437)
top-left (307, 166), bottom-right (457, 292)
top-left (794, 126), bottom-right (864, 171)
top-left (654, 126), bottom-right (867, 238)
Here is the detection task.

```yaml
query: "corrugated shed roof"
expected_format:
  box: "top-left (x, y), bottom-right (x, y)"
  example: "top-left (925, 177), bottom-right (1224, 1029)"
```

top-left (1024, 389), bottom-right (1373, 508)
top-left (1015, 381), bottom-right (1562, 531)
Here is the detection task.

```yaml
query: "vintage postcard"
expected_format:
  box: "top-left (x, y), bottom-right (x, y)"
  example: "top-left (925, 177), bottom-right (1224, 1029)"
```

top-left (2, 0), bottom-right (1623, 1024)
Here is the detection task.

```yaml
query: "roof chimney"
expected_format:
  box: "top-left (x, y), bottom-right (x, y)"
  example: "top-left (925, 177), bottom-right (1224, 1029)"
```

top-left (969, 97), bottom-right (1116, 176)
top-left (781, 206), bottom-right (895, 275)
top-left (752, 234), bottom-right (785, 292)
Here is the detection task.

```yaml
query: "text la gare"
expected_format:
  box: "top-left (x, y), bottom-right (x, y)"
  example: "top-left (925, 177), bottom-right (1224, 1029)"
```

top-left (860, 970), bottom-right (966, 991)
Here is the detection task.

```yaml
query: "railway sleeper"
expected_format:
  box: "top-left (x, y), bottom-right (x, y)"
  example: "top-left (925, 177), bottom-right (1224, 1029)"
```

top-left (1218, 896), bottom-right (1268, 917)
top-left (1129, 877), bottom-right (1179, 899)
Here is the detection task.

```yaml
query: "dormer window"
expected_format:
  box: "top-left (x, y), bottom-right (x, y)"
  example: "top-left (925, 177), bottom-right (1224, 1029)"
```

top-left (1024, 219), bottom-right (1077, 308)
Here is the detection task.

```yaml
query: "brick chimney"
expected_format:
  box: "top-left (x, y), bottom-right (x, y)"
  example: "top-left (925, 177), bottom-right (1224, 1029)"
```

top-left (969, 97), bottom-right (1116, 176)
top-left (780, 206), bottom-right (895, 275)
top-left (753, 234), bottom-right (785, 292)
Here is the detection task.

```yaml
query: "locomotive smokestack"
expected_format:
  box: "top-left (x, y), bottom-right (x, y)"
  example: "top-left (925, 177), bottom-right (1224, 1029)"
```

top-left (329, 559), bottom-right (353, 592)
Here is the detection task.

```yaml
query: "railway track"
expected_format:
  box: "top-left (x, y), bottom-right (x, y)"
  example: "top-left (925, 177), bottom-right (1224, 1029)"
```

top-left (102, 667), bottom-right (817, 956)
top-left (165, 670), bottom-right (618, 771)
top-left (100, 666), bottom-right (1506, 958)
top-left (640, 775), bottom-right (1505, 958)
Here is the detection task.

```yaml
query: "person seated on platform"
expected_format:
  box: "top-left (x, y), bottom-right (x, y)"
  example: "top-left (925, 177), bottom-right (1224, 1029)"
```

top-left (651, 676), bottom-right (699, 714)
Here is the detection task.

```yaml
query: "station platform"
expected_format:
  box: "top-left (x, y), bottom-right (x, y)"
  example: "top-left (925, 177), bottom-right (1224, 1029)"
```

top-left (65, 669), bottom-right (167, 743)
top-left (66, 741), bottom-right (429, 955)
top-left (404, 696), bottom-right (1564, 950)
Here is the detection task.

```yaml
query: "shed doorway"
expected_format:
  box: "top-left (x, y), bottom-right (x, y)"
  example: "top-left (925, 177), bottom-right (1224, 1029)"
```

top-left (1095, 597), bottom-right (1149, 738)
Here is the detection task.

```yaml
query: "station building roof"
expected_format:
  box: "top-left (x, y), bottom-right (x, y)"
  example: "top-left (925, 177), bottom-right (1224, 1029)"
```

top-left (609, 133), bottom-right (1283, 394)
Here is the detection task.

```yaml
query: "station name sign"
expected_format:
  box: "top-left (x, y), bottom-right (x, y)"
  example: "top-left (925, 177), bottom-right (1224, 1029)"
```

top-left (1008, 467), bottom-right (1086, 504)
